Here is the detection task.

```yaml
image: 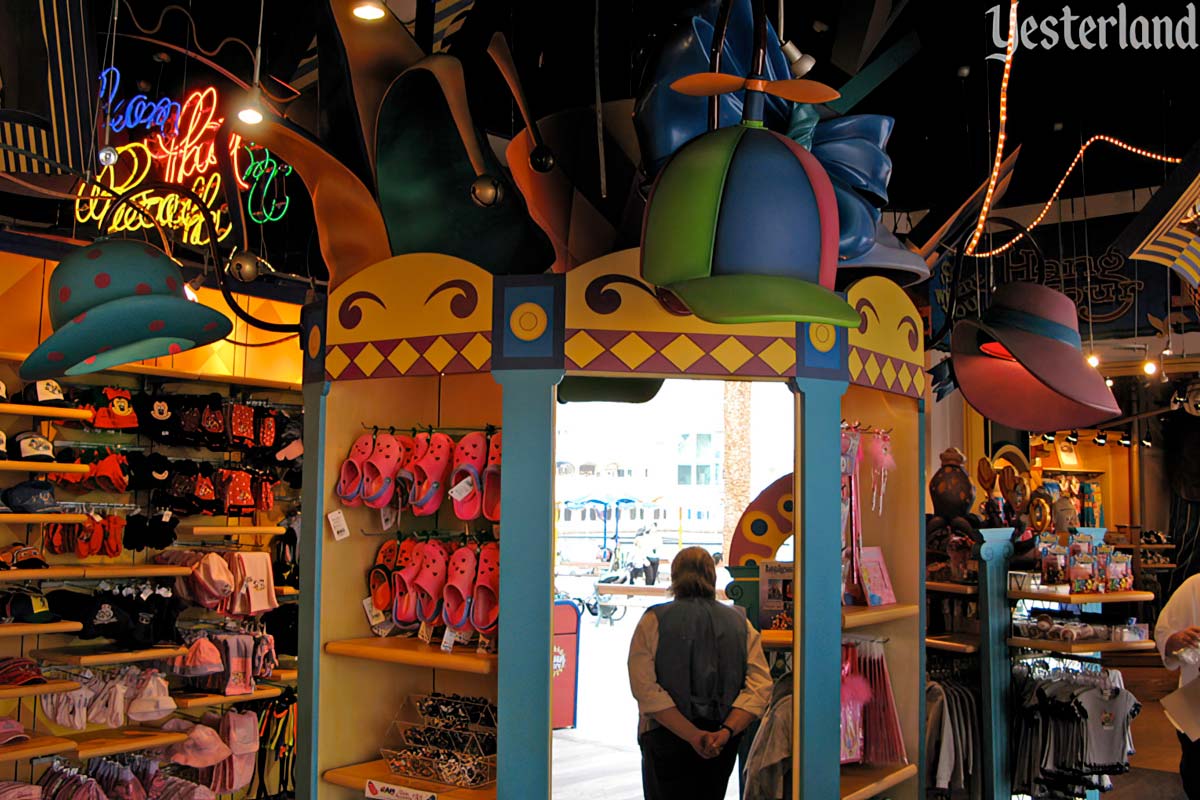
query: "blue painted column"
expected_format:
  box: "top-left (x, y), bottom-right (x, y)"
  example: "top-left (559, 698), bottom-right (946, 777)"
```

top-left (916, 400), bottom-right (928, 794)
top-left (493, 368), bottom-right (562, 800)
top-left (791, 377), bottom-right (848, 800)
top-left (490, 274), bottom-right (565, 800)
top-left (977, 528), bottom-right (1014, 800)
top-left (296, 300), bottom-right (327, 800)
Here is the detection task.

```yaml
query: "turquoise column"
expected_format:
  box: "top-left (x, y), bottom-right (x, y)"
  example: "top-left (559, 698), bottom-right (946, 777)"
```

top-left (296, 300), bottom-right (327, 800)
top-left (791, 376), bottom-right (848, 799)
top-left (916, 400), bottom-right (927, 794)
top-left (977, 528), bottom-right (1014, 800)
top-left (493, 368), bottom-right (562, 800)
top-left (490, 274), bottom-right (565, 800)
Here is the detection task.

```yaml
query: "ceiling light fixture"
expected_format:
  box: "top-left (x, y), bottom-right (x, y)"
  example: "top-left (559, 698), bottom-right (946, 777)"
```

top-left (353, 1), bottom-right (387, 20)
top-left (184, 275), bottom-right (204, 302)
top-left (1065, 430), bottom-right (1079, 444)
top-left (1105, 377), bottom-right (1114, 387)
top-left (238, 0), bottom-right (267, 125)
top-left (1141, 434), bottom-right (1152, 447)
top-left (1041, 431), bottom-right (1056, 443)
top-left (1143, 359), bottom-right (1158, 375)
top-left (1119, 431), bottom-right (1132, 447)
top-left (1086, 353), bottom-right (1100, 368)
top-left (1093, 431), bottom-right (1107, 446)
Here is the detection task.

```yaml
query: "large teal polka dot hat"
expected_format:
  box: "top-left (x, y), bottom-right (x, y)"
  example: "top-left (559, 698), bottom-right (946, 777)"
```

top-left (20, 239), bottom-right (233, 380)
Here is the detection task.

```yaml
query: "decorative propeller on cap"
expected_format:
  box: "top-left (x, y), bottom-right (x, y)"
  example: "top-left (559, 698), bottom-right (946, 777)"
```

top-left (669, 72), bottom-right (840, 105)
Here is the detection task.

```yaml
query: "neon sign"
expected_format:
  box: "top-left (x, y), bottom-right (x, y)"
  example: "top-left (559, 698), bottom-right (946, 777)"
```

top-left (77, 76), bottom-right (291, 244)
top-left (98, 67), bottom-right (181, 135)
top-left (242, 147), bottom-right (293, 224)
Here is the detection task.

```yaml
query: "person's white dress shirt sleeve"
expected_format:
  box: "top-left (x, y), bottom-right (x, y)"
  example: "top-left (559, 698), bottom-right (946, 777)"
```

top-left (628, 611), bottom-right (676, 717)
top-left (1156, 574), bottom-right (1200, 687)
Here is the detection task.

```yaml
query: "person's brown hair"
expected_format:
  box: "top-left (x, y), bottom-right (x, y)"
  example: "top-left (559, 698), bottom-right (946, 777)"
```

top-left (670, 546), bottom-right (717, 600)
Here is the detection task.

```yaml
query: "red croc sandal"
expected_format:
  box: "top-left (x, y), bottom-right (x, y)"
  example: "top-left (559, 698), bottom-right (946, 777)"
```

top-left (449, 433), bottom-right (488, 521)
top-left (443, 544), bottom-right (478, 631)
top-left (336, 434), bottom-right (374, 507)
top-left (410, 433), bottom-right (454, 517)
top-left (471, 542), bottom-right (499, 635)
top-left (481, 433), bottom-right (502, 522)
top-left (368, 539), bottom-right (400, 611)
top-left (392, 541), bottom-right (425, 626)
top-left (414, 540), bottom-right (450, 623)
top-left (362, 434), bottom-right (404, 509)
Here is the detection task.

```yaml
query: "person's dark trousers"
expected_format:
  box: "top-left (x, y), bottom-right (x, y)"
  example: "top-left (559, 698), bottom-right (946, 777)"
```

top-left (640, 721), bottom-right (741, 800)
top-left (1180, 731), bottom-right (1200, 798)
top-left (645, 557), bottom-right (660, 586)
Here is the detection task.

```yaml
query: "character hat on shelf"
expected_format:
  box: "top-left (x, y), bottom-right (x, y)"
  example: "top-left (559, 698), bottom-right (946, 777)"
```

top-left (20, 239), bottom-right (232, 381)
top-left (951, 282), bottom-right (1120, 431)
top-left (639, 2), bottom-right (859, 327)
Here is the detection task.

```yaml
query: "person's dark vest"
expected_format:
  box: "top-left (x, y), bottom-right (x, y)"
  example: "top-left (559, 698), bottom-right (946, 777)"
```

top-left (651, 598), bottom-right (748, 724)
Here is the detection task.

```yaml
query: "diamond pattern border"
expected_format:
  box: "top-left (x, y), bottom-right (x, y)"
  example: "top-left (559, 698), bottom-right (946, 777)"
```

top-left (326, 333), bottom-right (492, 381)
top-left (847, 346), bottom-right (924, 398)
top-left (564, 330), bottom-right (795, 378)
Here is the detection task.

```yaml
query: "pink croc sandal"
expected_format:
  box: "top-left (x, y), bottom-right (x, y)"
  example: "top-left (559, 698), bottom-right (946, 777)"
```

top-left (471, 542), bottom-right (499, 635)
top-left (443, 545), bottom-right (478, 631)
top-left (361, 434), bottom-right (404, 509)
top-left (414, 540), bottom-right (450, 623)
top-left (394, 433), bottom-right (427, 513)
top-left (481, 433), bottom-right (502, 522)
top-left (449, 432), bottom-right (488, 521)
top-left (410, 433), bottom-right (454, 517)
top-left (391, 540), bottom-right (424, 627)
top-left (336, 434), bottom-right (375, 507)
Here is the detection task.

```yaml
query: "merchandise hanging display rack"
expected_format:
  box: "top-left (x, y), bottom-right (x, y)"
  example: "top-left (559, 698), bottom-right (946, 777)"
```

top-left (1007, 637), bottom-right (1156, 655)
top-left (31, 644), bottom-right (188, 667)
top-left (172, 685), bottom-right (284, 709)
top-left (0, 567), bottom-right (87, 582)
top-left (0, 514), bottom-right (90, 525)
top-left (0, 461), bottom-right (90, 475)
top-left (324, 638), bottom-right (496, 675)
top-left (0, 621), bottom-right (82, 637)
top-left (270, 668), bottom-right (298, 683)
top-left (0, 403), bottom-right (94, 421)
top-left (927, 581), bottom-right (978, 595)
top-left (0, 735), bottom-right (76, 764)
top-left (1007, 589), bottom-right (1155, 604)
top-left (65, 728), bottom-right (190, 760)
top-left (0, 679), bottom-right (80, 699)
top-left (926, 634), bottom-right (981, 654)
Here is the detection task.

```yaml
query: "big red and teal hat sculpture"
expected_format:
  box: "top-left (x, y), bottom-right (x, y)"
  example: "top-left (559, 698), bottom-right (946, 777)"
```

top-left (20, 239), bottom-right (233, 380)
top-left (639, 2), bottom-right (860, 327)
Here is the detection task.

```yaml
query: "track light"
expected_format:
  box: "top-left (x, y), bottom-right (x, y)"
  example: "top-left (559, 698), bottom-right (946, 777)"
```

top-left (1093, 431), bottom-right (1108, 446)
top-left (1105, 377), bottom-right (1114, 387)
top-left (1065, 430), bottom-right (1079, 444)
top-left (1143, 359), bottom-right (1158, 375)
top-left (780, 41), bottom-right (816, 77)
top-left (353, 0), bottom-right (387, 20)
top-left (1087, 353), bottom-right (1100, 368)
top-left (1042, 431), bottom-right (1056, 444)
top-left (1119, 431), bottom-right (1132, 447)
top-left (1141, 434), bottom-right (1152, 447)
top-left (237, 87), bottom-right (263, 125)
top-left (184, 275), bottom-right (204, 302)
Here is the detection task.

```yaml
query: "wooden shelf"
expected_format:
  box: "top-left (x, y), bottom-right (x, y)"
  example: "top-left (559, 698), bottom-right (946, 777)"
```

top-left (82, 564), bottom-right (193, 579)
top-left (0, 621), bottom-right (82, 637)
top-left (1008, 589), bottom-right (1155, 604)
top-left (324, 637), bottom-right (497, 675)
top-left (0, 461), bottom-right (90, 474)
top-left (926, 634), bottom-right (980, 654)
top-left (1143, 564), bottom-right (1177, 570)
top-left (0, 567), bottom-right (85, 582)
top-left (0, 680), bottom-right (80, 699)
top-left (66, 728), bottom-right (188, 760)
top-left (927, 581), bottom-right (978, 596)
top-left (1115, 543), bottom-right (1175, 550)
top-left (0, 403), bottom-right (93, 422)
top-left (185, 526), bottom-right (285, 537)
top-left (323, 759), bottom-right (495, 799)
top-left (0, 734), bottom-right (76, 763)
top-left (172, 685), bottom-right (283, 709)
top-left (1008, 637), bottom-right (1157, 654)
top-left (270, 668), bottom-right (298, 682)
top-left (842, 604), bottom-right (920, 629)
top-left (840, 763), bottom-right (918, 800)
top-left (0, 514), bottom-right (89, 525)
top-left (276, 586), bottom-right (299, 596)
top-left (31, 644), bottom-right (187, 667)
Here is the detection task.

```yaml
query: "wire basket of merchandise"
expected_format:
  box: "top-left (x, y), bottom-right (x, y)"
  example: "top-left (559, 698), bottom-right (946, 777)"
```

top-left (391, 721), bottom-right (496, 757)
top-left (379, 744), bottom-right (496, 788)
top-left (409, 692), bottom-right (498, 731)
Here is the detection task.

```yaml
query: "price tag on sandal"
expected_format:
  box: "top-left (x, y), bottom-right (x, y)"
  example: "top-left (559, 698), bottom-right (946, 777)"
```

top-left (418, 621), bottom-right (436, 643)
top-left (447, 475), bottom-right (474, 502)
top-left (362, 597), bottom-right (386, 627)
top-left (440, 626), bottom-right (459, 653)
top-left (327, 509), bottom-right (350, 541)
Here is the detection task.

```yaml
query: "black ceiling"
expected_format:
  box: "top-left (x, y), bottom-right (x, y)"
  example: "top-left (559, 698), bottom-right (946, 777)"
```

top-left (1, 0), bottom-right (1197, 290)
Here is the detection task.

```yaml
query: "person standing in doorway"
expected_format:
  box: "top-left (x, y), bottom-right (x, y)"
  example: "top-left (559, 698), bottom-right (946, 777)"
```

top-left (1155, 573), bottom-right (1200, 798)
top-left (631, 526), bottom-right (661, 585)
top-left (628, 547), bottom-right (772, 800)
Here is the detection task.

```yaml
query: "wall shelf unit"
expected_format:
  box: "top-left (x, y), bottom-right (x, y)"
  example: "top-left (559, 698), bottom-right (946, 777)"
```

top-left (324, 637), bottom-right (496, 675)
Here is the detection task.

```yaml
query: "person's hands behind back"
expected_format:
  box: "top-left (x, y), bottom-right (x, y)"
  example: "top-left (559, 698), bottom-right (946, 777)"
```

top-left (1167, 626), bottom-right (1200, 655)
